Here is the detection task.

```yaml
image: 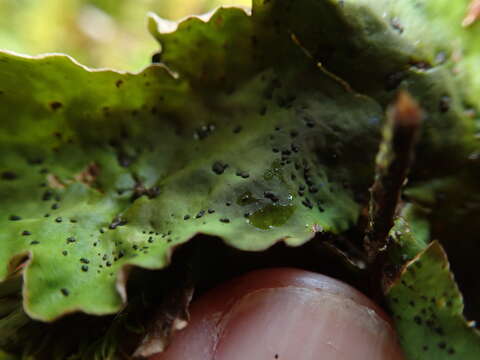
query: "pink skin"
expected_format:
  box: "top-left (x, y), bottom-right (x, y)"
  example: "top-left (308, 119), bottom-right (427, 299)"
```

top-left (151, 268), bottom-right (405, 360)
top-left (463, 0), bottom-right (480, 26)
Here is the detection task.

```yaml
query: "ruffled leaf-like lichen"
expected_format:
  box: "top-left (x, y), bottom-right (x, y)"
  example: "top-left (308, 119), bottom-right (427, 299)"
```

top-left (0, 0), bottom-right (479, 359)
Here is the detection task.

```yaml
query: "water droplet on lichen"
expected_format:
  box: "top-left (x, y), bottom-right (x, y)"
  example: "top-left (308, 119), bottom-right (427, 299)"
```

top-left (247, 203), bottom-right (295, 230)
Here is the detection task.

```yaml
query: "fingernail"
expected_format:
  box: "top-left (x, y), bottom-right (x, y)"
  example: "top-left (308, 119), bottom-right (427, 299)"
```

top-left (214, 287), bottom-right (403, 360)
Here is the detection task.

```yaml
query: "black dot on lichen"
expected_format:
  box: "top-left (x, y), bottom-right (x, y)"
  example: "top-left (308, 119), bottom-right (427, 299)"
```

top-left (439, 96), bottom-right (451, 113)
top-left (81, 265), bottom-right (89, 272)
top-left (61, 288), bottom-right (70, 296)
top-left (62, 250), bottom-right (68, 256)
top-left (55, 217), bottom-right (63, 223)
top-left (9, 215), bottom-right (21, 221)
top-left (233, 125), bottom-right (242, 134)
top-left (302, 198), bottom-right (313, 209)
top-left (80, 258), bottom-right (90, 264)
top-left (22, 231), bottom-right (31, 236)
top-left (109, 218), bottom-right (127, 229)
top-left (30, 240), bottom-right (40, 245)
top-left (1, 171), bottom-right (17, 180)
top-left (116, 79), bottom-right (124, 88)
top-left (264, 191), bottom-right (279, 203)
top-left (50, 101), bottom-right (63, 111)
top-left (184, 215), bottom-right (191, 220)
top-left (67, 237), bottom-right (76, 243)
top-left (390, 17), bottom-right (404, 33)
top-left (220, 218), bottom-right (230, 223)
top-left (212, 161), bottom-right (229, 175)
top-left (42, 190), bottom-right (53, 201)
top-left (28, 157), bottom-right (44, 166)
top-left (236, 171), bottom-right (250, 179)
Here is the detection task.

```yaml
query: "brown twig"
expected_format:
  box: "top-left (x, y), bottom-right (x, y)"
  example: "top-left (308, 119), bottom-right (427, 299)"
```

top-left (364, 91), bottom-right (423, 264)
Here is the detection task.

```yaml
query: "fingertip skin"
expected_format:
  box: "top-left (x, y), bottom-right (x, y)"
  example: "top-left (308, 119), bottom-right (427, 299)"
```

top-left (151, 268), bottom-right (405, 360)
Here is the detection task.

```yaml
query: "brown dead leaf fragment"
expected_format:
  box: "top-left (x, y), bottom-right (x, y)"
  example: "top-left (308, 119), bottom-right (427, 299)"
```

top-left (463, 0), bottom-right (480, 27)
top-left (133, 282), bottom-right (194, 358)
top-left (74, 162), bottom-right (100, 186)
top-left (46, 174), bottom-right (65, 189)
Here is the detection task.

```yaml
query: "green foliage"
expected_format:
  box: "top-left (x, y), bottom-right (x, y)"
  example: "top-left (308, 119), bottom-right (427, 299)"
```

top-left (0, 0), bottom-right (479, 359)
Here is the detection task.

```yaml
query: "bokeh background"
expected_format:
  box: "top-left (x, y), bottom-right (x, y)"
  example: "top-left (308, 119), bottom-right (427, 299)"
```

top-left (0, 0), bottom-right (250, 71)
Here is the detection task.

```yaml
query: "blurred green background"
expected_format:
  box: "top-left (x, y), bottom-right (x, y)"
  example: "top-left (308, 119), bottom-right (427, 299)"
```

top-left (0, 0), bottom-right (250, 71)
